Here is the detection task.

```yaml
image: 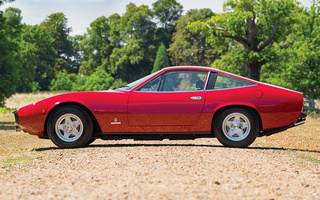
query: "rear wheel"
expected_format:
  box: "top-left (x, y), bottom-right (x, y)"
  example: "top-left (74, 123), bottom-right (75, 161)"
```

top-left (47, 106), bottom-right (93, 148)
top-left (85, 139), bottom-right (96, 146)
top-left (214, 108), bottom-right (259, 148)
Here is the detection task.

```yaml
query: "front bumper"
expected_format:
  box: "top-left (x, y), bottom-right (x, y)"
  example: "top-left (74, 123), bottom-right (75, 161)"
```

top-left (13, 111), bottom-right (21, 131)
top-left (13, 111), bottom-right (19, 124)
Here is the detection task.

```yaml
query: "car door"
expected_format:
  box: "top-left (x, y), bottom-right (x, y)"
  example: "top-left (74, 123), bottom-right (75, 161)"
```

top-left (128, 70), bottom-right (208, 126)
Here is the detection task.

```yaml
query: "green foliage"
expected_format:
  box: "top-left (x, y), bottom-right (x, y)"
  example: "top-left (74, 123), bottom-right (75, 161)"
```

top-left (0, 0), bottom-right (14, 6)
top-left (79, 3), bottom-right (168, 83)
top-left (111, 79), bottom-right (127, 89)
top-left (152, 0), bottom-right (182, 25)
top-left (40, 12), bottom-right (73, 75)
top-left (262, 4), bottom-right (320, 107)
top-left (0, 107), bottom-right (11, 114)
top-left (2, 0), bottom-right (320, 110)
top-left (0, 6), bottom-right (21, 106)
top-left (152, 0), bottom-right (183, 48)
top-left (30, 82), bottom-right (40, 93)
top-left (49, 70), bottom-right (75, 91)
top-left (108, 3), bottom-right (157, 82)
top-left (168, 8), bottom-right (219, 66)
top-left (50, 67), bottom-right (117, 92)
top-left (16, 24), bottom-right (56, 92)
top-left (152, 43), bottom-right (169, 73)
top-left (212, 48), bottom-right (248, 77)
top-left (188, 0), bottom-right (299, 81)
top-left (79, 14), bottom-right (121, 75)
top-left (69, 35), bottom-right (83, 74)
top-left (78, 67), bottom-right (114, 91)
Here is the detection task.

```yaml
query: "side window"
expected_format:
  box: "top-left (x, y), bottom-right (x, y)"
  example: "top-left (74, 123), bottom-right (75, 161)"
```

top-left (139, 76), bottom-right (161, 91)
top-left (214, 74), bottom-right (254, 90)
top-left (159, 71), bottom-right (207, 92)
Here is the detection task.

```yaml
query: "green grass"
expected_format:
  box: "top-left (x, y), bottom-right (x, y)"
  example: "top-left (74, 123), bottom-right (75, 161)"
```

top-left (293, 152), bottom-right (320, 164)
top-left (254, 140), bottom-right (320, 164)
top-left (254, 117), bottom-right (320, 164)
top-left (1, 155), bottom-right (33, 169)
top-left (0, 107), bottom-right (11, 114)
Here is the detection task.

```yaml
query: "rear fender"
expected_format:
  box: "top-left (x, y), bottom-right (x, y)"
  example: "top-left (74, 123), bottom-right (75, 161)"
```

top-left (210, 102), bottom-right (262, 132)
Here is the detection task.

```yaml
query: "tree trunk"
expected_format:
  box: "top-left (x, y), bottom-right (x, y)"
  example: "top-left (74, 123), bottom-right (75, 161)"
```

top-left (247, 59), bottom-right (262, 81)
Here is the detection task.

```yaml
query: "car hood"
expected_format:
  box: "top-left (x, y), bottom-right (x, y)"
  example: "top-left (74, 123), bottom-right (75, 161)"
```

top-left (17, 90), bottom-right (129, 114)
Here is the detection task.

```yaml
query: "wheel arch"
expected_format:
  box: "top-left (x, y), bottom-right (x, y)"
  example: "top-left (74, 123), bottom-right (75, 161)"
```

top-left (211, 105), bottom-right (263, 134)
top-left (43, 102), bottom-right (102, 138)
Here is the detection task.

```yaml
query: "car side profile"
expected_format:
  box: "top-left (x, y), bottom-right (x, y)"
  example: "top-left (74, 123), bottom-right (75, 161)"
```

top-left (14, 66), bottom-right (306, 148)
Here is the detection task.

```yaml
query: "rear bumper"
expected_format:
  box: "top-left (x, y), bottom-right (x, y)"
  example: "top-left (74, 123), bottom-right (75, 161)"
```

top-left (294, 112), bottom-right (307, 126)
top-left (260, 112), bottom-right (307, 137)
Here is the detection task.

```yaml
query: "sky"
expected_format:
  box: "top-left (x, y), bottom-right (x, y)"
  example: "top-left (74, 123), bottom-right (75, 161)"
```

top-left (1, 0), bottom-right (313, 36)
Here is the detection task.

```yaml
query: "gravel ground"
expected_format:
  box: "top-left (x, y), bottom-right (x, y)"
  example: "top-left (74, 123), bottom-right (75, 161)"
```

top-left (1, 138), bottom-right (319, 200)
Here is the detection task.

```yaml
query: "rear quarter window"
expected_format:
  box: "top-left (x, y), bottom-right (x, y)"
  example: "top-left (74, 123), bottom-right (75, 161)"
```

top-left (213, 74), bottom-right (255, 90)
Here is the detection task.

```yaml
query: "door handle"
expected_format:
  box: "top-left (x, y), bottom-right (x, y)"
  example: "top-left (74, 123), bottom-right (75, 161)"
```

top-left (190, 96), bottom-right (202, 100)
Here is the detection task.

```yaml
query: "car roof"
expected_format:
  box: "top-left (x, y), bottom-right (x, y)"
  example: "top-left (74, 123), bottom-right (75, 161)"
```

top-left (161, 66), bottom-right (260, 84)
top-left (162, 66), bottom-right (212, 72)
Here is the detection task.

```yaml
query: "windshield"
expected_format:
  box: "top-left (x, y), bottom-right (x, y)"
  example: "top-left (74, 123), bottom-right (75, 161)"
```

top-left (117, 71), bottom-right (159, 91)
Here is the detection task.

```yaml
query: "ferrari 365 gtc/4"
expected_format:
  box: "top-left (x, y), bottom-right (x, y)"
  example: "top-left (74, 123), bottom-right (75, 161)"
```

top-left (14, 66), bottom-right (306, 148)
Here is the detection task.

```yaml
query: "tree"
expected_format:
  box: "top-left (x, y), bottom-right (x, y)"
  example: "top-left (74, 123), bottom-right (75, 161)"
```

top-left (152, 0), bottom-right (183, 48)
top-left (80, 3), bottom-right (157, 83)
top-left (109, 3), bottom-right (156, 82)
top-left (263, 4), bottom-right (320, 108)
top-left (49, 70), bottom-right (75, 91)
top-left (168, 8), bottom-right (220, 66)
top-left (17, 25), bottom-right (56, 92)
top-left (77, 67), bottom-right (114, 91)
top-left (188, 0), bottom-right (299, 81)
top-left (69, 35), bottom-right (83, 74)
top-left (152, 43), bottom-right (169, 73)
top-left (0, 0), bottom-right (14, 6)
top-left (0, 4), bottom-right (21, 106)
top-left (40, 12), bottom-right (73, 75)
top-left (79, 14), bottom-right (121, 75)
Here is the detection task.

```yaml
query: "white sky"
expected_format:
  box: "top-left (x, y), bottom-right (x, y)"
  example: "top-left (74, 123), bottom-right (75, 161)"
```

top-left (1, 0), bottom-right (313, 36)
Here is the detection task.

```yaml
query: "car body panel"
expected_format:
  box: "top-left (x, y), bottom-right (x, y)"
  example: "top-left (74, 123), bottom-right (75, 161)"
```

top-left (15, 66), bottom-right (305, 139)
top-left (253, 84), bottom-right (303, 129)
top-left (128, 91), bottom-right (205, 126)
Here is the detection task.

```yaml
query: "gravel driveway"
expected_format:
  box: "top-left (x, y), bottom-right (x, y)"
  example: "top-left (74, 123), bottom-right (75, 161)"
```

top-left (1, 138), bottom-right (319, 200)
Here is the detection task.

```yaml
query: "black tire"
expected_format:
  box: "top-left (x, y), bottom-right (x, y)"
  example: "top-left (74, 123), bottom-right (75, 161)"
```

top-left (214, 108), bottom-right (259, 148)
top-left (47, 106), bottom-right (93, 148)
top-left (85, 139), bottom-right (96, 146)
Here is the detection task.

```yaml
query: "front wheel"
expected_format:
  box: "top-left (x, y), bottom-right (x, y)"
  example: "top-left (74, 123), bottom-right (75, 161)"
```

top-left (214, 108), bottom-right (259, 148)
top-left (47, 106), bottom-right (93, 148)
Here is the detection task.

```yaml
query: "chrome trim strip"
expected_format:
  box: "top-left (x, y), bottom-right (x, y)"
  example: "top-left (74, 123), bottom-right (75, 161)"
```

top-left (134, 69), bottom-right (210, 93)
top-left (206, 84), bottom-right (258, 91)
top-left (134, 84), bottom-right (257, 93)
top-left (204, 71), bottom-right (210, 91)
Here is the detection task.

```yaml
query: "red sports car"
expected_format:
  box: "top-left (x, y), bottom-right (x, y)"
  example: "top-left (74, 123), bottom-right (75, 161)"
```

top-left (14, 66), bottom-right (306, 148)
